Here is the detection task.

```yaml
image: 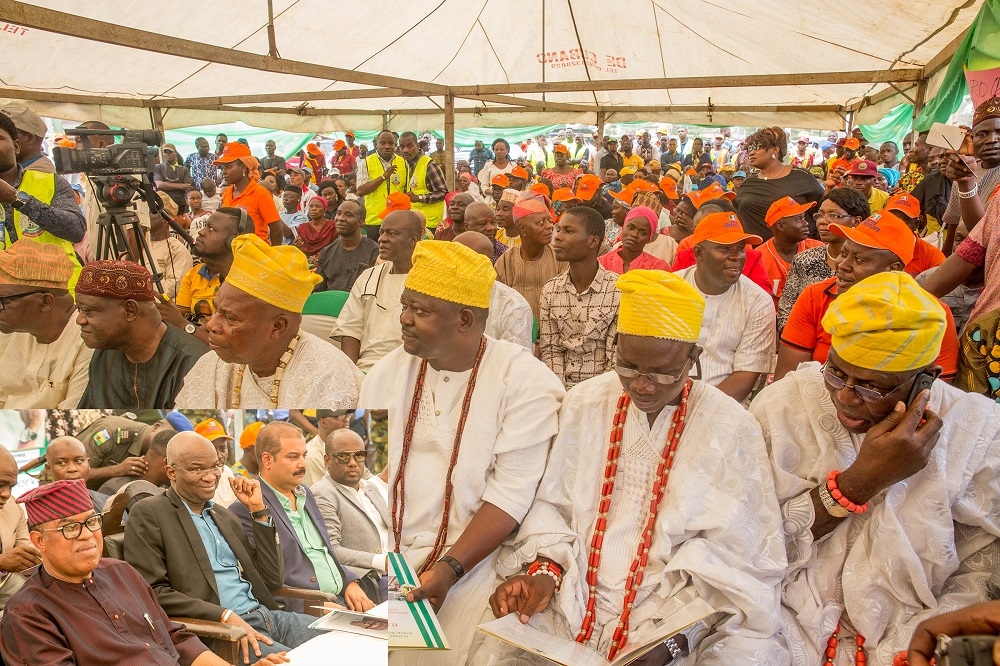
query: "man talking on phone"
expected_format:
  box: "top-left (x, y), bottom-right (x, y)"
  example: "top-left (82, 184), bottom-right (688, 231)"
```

top-left (751, 271), bottom-right (1000, 665)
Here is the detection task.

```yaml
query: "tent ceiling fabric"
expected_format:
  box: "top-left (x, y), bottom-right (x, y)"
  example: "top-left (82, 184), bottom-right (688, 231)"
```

top-left (0, 0), bottom-right (983, 130)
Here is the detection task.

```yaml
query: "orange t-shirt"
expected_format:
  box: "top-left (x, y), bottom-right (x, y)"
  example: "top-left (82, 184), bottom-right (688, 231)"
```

top-left (780, 276), bottom-right (959, 380)
top-left (221, 180), bottom-right (280, 242)
top-left (676, 235), bottom-right (695, 254)
top-left (759, 238), bottom-right (824, 305)
top-left (905, 237), bottom-right (945, 277)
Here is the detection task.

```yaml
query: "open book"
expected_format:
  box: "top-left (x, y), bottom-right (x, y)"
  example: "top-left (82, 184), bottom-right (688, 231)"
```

top-left (477, 597), bottom-right (715, 666)
top-left (388, 552), bottom-right (450, 650)
top-left (308, 602), bottom-right (389, 639)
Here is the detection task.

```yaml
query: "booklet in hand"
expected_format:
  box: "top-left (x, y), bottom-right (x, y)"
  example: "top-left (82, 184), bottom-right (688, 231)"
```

top-left (308, 601), bottom-right (389, 639)
top-left (388, 552), bottom-right (450, 650)
top-left (476, 597), bottom-right (715, 666)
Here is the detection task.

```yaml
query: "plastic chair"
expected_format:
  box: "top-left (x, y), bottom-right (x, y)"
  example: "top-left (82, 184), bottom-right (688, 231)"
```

top-left (303, 290), bottom-right (350, 318)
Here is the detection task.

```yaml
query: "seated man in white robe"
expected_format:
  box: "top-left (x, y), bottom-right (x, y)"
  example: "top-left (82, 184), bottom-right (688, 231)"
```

top-left (175, 233), bottom-right (362, 408)
top-left (0, 238), bottom-right (91, 407)
top-left (359, 240), bottom-right (565, 666)
top-left (481, 270), bottom-right (788, 665)
top-left (750, 271), bottom-right (1000, 665)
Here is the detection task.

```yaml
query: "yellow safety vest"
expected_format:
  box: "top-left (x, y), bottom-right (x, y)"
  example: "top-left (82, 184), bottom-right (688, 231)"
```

top-left (363, 153), bottom-right (407, 227)
top-left (9, 170), bottom-right (82, 294)
top-left (405, 155), bottom-right (443, 229)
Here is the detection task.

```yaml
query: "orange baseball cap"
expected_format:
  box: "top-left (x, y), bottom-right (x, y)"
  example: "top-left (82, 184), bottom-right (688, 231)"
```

top-left (510, 166), bottom-right (530, 180)
top-left (551, 187), bottom-right (579, 202)
top-left (685, 167), bottom-right (697, 176)
top-left (213, 142), bottom-right (252, 164)
top-left (195, 418), bottom-right (231, 441)
top-left (688, 182), bottom-right (736, 209)
top-left (530, 182), bottom-right (553, 197)
top-left (765, 196), bottom-right (817, 227)
top-left (690, 212), bottom-right (763, 247)
top-left (379, 192), bottom-right (412, 219)
top-left (306, 142), bottom-right (323, 155)
top-left (609, 187), bottom-right (635, 205)
top-left (239, 421), bottom-right (264, 450)
top-left (553, 144), bottom-right (570, 155)
top-left (885, 191), bottom-right (920, 218)
top-left (333, 139), bottom-right (346, 151)
top-left (490, 174), bottom-right (510, 187)
top-left (829, 210), bottom-right (916, 264)
top-left (659, 177), bottom-right (679, 200)
top-left (844, 137), bottom-right (861, 150)
top-left (574, 174), bottom-right (602, 200)
top-left (631, 180), bottom-right (657, 193)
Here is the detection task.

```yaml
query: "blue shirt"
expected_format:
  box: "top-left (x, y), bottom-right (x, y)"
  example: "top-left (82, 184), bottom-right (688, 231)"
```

top-left (184, 499), bottom-right (258, 615)
top-left (469, 147), bottom-right (495, 175)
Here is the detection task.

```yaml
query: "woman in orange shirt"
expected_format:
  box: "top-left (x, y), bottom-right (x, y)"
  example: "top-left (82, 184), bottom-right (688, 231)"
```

top-left (215, 142), bottom-right (282, 245)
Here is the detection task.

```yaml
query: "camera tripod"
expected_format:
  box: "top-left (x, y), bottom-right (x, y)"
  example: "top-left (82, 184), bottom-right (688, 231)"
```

top-left (93, 207), bottom-right (165, 294)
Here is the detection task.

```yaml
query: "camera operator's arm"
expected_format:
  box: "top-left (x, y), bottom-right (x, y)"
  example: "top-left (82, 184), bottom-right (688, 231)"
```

top-left (0, 174), bottom-right (86, 243)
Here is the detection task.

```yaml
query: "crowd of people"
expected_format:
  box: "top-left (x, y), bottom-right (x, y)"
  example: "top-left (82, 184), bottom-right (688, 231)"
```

top-left (3, 91), bottom-right (1000, 665)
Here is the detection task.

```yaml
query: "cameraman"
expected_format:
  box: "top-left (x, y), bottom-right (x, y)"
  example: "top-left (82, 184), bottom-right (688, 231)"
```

top-left (0, 111), bottom-right (85, 291)
top-left (73, 120), bottom-right (152, 263)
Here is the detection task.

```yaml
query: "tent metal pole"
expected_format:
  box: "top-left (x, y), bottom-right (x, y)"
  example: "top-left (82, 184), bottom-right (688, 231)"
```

top-left (444, 94), bottom-right (456, 191)
top-left (596, 110), bottom-right (607, 147)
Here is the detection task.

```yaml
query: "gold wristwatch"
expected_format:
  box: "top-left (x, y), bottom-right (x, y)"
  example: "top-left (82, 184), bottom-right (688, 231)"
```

top-left (818, 483), bottom-right (849, 518)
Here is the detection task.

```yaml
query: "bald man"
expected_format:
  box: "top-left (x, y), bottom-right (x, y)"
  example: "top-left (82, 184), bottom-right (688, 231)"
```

top-left (463, 202), bottom-right (507, 263)
top-left (334, 209), bottom-right (424, 371)
top-left (44, 436), bottom-right (109, 513)
top-left (453, 231), bottom-right (533, 349)
top-left (436, 193), bottom-right (475, 241)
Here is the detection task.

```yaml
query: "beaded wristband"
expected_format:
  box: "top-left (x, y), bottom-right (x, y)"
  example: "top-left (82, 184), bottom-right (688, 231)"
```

top-left (827, 470), bottom-right (869, 514)
top-left (526, 560), bottom-right (563, 590)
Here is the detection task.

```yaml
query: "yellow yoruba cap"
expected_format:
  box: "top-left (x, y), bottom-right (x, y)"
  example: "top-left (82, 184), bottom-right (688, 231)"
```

top-left (404, 240), bottom-right (495, 309)
top-left (616, 270), bottom-right (705, 342)
top-left (822, 272), bottom-right (945, 372)
top-left (226, 233), bottom-right (321, 313)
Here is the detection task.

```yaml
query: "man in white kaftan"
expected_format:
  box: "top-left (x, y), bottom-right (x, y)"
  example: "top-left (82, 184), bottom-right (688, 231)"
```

top-left (750, 271), bottom-right (1000, 664)
top-left (359, 240), bottom-right (564, 666)
top-left (479, 270), bottom-right (788, 665)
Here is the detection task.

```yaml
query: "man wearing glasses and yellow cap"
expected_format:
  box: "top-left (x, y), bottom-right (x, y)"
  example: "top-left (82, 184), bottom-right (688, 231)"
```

top-left (480, 270), bottom-right (788, 665)
top-left (175, 234), bottom-right (362, 408)
top-left (752, 271), bottom-right (1000, 664)
top-left (360, 240), bottom-right (564, 666)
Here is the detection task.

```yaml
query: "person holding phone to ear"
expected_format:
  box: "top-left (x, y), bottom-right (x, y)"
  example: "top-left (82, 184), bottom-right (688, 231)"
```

top-left (752, 270), bottom-right (1000, 665)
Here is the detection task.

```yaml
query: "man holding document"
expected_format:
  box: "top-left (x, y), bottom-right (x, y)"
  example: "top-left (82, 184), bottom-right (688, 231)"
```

top-left (478, 270), bottom-right (789, 665)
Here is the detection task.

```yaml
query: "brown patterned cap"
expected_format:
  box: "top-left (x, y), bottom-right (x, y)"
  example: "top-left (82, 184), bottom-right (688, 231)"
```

top-left (76, 260), bottom-right (155, 301)
top-left (973, 96), bottom-right (1000, 129)
top-left (0, 238), bottom-right (74, 289)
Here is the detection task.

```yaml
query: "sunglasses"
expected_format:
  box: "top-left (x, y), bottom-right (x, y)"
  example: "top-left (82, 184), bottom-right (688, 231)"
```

top-left (822, 363), bottom-right (910, 403)
top-left (331, 451), bottom-right (368, 464)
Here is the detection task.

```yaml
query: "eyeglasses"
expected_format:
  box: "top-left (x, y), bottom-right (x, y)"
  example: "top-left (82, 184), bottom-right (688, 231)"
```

top-left (813, 212), bottom-right (854, 223)
top-left (615, 353), bottom-right (697, 386)
top-left (172, 464), bottom-right (226, 478)
top-left (331, 451), bottom-right (368, 464)
top-left (822, 363), bottom-right (911, 402)
top-left (744, 142), bottom-right (763, 153)
top-left (36, 513), bottom-right (103, 539)
top-left (0, 291), bottom-right (42, 310)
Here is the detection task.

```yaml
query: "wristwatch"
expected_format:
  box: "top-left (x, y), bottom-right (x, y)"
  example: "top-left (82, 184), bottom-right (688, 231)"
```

top-left (11, 191), bottom-right (29, 210)
top-left (184, 323), bottom-right (197, 335)
top-left (18, 428), bottom-right (37, 445)
top-left (250, 507), bottom-right (271, 520)
top-left (818, 483), bottom-right (849, 518)
top-left (437, 555), bottom-right (466, 580)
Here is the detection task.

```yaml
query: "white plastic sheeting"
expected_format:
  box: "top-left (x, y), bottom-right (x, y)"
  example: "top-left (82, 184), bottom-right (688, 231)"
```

top-left (0, 0), bottom-right (982, 130)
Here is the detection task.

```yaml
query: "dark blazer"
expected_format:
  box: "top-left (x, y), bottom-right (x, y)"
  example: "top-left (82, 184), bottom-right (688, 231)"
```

top-left (230, 481), bottom-right (358, 613)
top-left (124, 487), bottom-right (285, 622)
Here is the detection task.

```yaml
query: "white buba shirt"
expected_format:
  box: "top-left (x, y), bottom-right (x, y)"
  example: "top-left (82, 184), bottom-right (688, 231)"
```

top-left (750, 362), bottom-right (1000, 664)
top-left (484, 372), bottom-right (789, 665)
top-left (360, 339), bottom-right (564, 666)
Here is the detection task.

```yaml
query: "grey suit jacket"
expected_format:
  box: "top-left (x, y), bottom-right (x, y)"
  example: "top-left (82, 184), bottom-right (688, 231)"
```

top-left (311, 473), bottom-right (389, 578)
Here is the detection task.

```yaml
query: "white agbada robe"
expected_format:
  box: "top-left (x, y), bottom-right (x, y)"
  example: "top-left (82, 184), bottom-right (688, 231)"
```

top-left (174, 330), bottom-right (363, 408)
top-left (359, 338), bottom-right (564, 666)
top-left (750, 362), bottom-right (1000, 664)
top-left (480, 372), bottom-right (789, 665)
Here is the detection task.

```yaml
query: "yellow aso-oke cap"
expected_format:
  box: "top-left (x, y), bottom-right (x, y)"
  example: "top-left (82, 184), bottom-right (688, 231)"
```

top-left (822, 272), bottom-right (946, 373)
top-left (616, 270), bottom-right (705, 343)
top-left (226, 234), bottom-right (321, 313)
top-left (404, 240), bottom-right (495, 309)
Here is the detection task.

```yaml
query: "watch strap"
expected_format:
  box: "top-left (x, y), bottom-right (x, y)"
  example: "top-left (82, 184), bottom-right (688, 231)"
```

top-left (437, 555), bottom-right (465, 579)
top-left (250, 507), bottom-right (271, 520)
top-left (818, 483), bottom-right (848, 518)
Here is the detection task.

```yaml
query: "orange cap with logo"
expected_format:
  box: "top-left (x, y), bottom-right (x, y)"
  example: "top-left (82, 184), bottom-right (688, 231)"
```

top-left (510, 166), bottom-right (530, 180)
top-left (609, 187), bottom-right (635, 205)
top-left (829, 210), bottom-right (916, 264)
top-left (194, 419), bottom-right (231, 441)
top-left (551, 187), bottom-right (579, 202)
top-left (213, 142), bottom-right (253, 164)
top-left (379, 192), bottom-right (412, 219)
top-left (765, 196), bottom-right (817, 227)
top-left (659, 178), bottom-right (680, 200)
top-left (690, 212), bottom-right (763, 247)
top-left (687, 182), bottom-right (736, 209)
top-left (574, 174), bottom-right (602, 200)
top-left (490, 174), bottom-right (510, 187)
top-left (885, 191), bottom-right (921, 218)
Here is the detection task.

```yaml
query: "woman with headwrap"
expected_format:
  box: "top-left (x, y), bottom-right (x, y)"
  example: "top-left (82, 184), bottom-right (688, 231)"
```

top-left (294, 196), bottom-right (338, 261)
top-left (878, 166), bottom-right (900, 192)
top-left (215, 142), bottom-right (282, 245)
top-left (317, 179), bottom-right (344, 220)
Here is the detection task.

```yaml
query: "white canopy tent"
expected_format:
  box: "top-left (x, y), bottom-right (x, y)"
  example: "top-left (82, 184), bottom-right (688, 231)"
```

top-left (0, 0), bottom-right (981, 180)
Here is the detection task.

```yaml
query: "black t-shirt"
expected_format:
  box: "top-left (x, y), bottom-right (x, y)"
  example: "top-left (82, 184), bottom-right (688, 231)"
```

top-left (734, 168), bottom-right (825, 242)
top-left (600, 152), bottom-right (624, 173)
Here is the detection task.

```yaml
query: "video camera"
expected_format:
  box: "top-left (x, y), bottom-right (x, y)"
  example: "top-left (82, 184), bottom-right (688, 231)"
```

top-left (51, 128), bottom-right (161, 177)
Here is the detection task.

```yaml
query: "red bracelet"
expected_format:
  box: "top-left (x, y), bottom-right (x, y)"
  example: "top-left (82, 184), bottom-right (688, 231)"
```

top-left (827, 470), bottom-right (870, 514)
top-left (527, 559), bottom-right (563, 589)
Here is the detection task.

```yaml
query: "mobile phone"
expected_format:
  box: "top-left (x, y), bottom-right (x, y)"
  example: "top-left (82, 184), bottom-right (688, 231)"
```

top-left (943, 635), bottom-right (996, 665)
top-left (906, 370), bottom-right (936, 409)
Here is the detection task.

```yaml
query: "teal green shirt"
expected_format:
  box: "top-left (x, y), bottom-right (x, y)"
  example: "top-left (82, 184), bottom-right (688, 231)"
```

top-left (262, 479), bottom-right (343, 595)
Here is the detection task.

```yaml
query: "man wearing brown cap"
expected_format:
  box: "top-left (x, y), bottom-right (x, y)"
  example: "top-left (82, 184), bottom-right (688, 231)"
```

top-left (0, 105), bottom-right (54, 174)
top-left (153, 143), bottom-right (195, 215)
top-left (0, 239), bottom-right (92, 408)
top-left (0, 478), bottom-right (285, 666)
top-left (76, 259), bottom-right (208, 409)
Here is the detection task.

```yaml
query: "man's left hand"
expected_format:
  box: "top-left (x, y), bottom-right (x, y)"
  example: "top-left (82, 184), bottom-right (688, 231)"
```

top-left (344, 581), bottom-right (376, 612)
top-left (907, 600), bottom-right (1000, 666)
top-left (230, 476), bottom-right (265, 513)
top-left (251, 654), bottom-right (289, 665)
top-left (0, 179), bottom-right (19, 204)
top-left (406, 561), bottom-right (457, 613)
top-left (406, 192), bottom-right (419, 203)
